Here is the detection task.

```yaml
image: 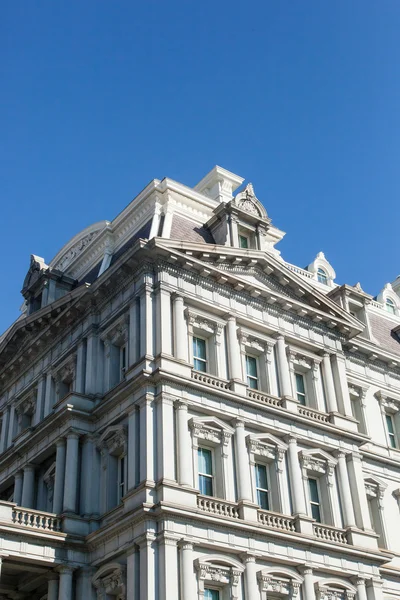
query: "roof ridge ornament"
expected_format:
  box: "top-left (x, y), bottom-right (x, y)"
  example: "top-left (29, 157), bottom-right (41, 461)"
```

top-left (234, 183), bottom-right (268, 219)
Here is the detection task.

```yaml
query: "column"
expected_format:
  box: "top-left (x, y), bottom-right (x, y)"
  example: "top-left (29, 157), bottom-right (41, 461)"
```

top-left (179, 540), bottom-right (196, 599)
top-left (129, 298), bottom-right (139, 366)
top-left (346, 452), bottom-right (373, 530)
top-left (14, 471), bottom-right (23, 505)
top-left (331, 353), bottom-right (353, 416)
top-left (275, 336), bottom-right (292, 397)
top-left (85, 331), bottom-right (102, 394)
top-left (58, 566), bottom-right (74, 600)
top-left (21, 464), bottom-right (35, 508)
top-left (33, 377), bottom-right (45, 425)
top-left (242, 554), bottom-right (259, 600)
top-left (286, 436), bottom-right (307, 515)
top-left (47, 573), bottom-right (59, 600)
top-left (300, 567), bottom-right (316, 600)
top-left (0, 407), bottom-right (10, 453)
top-left (80, 436), bottom-right (96, 517)
top-left (76, 567), bottom-right (96, 600)
top-left (234, 420), bottom-right (252, 502)
top-left (139, 535), bottom-right (156, 600)
top-left (127, 546), bottom-right (140, 600)
top-left (366, 578), bottom-right (384, 600)
top-left (53, 439), bottom-right (66, 514)
top-left (335, 452), bottom-right (356, 528)
top-left (75, 341), bottom-right (86, 394)
top-left (7, 403), bottom-right (15, 446)
top-left (158, 536), bottom-right (179, 600)
top-left (43, 372), bottom-right (54, 417)
top-left (140, 282), bottom-right (154, 359)
top-left (63, 432), bottom-right (80, 513)
top-left (128, 408), bottom-right (139, 490)
top-left (139, 396), bottom-right (154, 484)
top-left (156, 395), bottom-right (175, 482)
top-left (173, 294), bottom-right (188, 362)
top-left (176, 401), bottom-right (193, 487)
top-left (226, 316), bottom-right (242, 380)
top-left (155, 285), bottom-right (172, 356)
top-left (321, 353), bottom-right (338, 413)
top-left (265, 343), bottom-right (278, 395)
top-left (354, 578), bottom-right (368, 600)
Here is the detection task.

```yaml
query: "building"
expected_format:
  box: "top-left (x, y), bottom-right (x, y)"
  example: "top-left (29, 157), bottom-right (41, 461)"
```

top-left (0, 165), bottom-right (400, 600)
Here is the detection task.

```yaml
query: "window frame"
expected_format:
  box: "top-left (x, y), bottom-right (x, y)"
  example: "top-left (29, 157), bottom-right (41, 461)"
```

top-left (198, 446), bottom-right (214, 496)
top-left (308, 477), bottom-right (322, 523)
top-left (385, 413), bottom-right (397, 449)
top-left (385, 297), bottom-right (396, 315)
top-left (294, 372), bottom-right (307, 406)
top-left (245, 354), bottom-right (259, 390)
top-left (255, 462), bottom-right (270, 510)
top-left (204, 588), bottom-right (220, 600)
top-left (317, 267), bottom-right (328, 285)
top-left (193, 336), bottom-right (208, 373)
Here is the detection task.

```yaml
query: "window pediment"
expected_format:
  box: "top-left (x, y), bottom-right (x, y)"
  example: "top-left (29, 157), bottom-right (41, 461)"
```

top-left (375, 390), bottom-right (400, 413)
top-left (300, 449), bottom-right (336, 476)
top-left (98, 425), bottom-right (127, 455)
top-left (190, 417), bottom-right (234, 446)
top-left (364, 475), bottom-right (387, 500)
top-left (186, 309), bottom-right (225, 336)
top-left (247, 433), bottom-right (287, 463)
top-left (195, 556), bottom-right (244, 597)
top-left (92, 563), bottom-right (126, 599)
top-left (101, 315), bottom-right (129, 347)
top-left (257, 568), bottom-right (302, 597)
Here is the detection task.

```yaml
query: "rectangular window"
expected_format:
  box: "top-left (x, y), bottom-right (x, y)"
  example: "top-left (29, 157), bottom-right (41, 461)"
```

top-left (386, 414), bottom-right (397, 448)
top-left (120, 345), bottom-right (127, 379)
top-left (295, 373), bottom-right (306, 406)
top-left (205, 590), bottom-right (220, 600)
top-left (255, 463), bottom-right (270, 510)
top-left (118, 455), bottom-right (126, 501)
top-left (246, 355), bottom-right (258, 389)
top-left (198, 447), bottom-right (213, 496)
top-left (239, 235), bottom-right (249, 249)
top-left (308, 478), bottom-right (321, 522)
top-left (193, 337), bottom-right (207, 372)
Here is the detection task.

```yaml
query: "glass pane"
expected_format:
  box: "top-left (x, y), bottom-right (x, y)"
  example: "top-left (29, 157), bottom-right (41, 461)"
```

top-left (308, 478), bottom-right (320, 503)
top-left (198, 448), bottom-right (212, 475)
top-left (248, 377), bottom-right (258, 390)
top-left (194, 358), bottom-right (207, 372)
top-left (297, 393), bottom-right (306, 406)
top-left (205, 590), bottom-right (220, 600)
top-left (386, 414), bottom-right (395, 435)
top-left (257, 489), bottom-right (270, 510)
top-left (199, 474), bottom-right (213, 496)
top-left (246, 355), bottom-right (258, 377)
top-left (239, 235), bottom-right (249, 249)
top-left (311, 502), bottom-right (321, 522)
top-left (255, 464), bottom-right (268, 490)
top-left (193, 337), bottom-right (206, 360)
top-left (295, 373), bottom-right (305, 394)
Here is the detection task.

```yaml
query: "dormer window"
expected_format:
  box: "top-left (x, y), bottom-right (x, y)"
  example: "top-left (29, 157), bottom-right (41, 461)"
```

top-left (386, 297), bottom-right (396, 315)
top-left (239, 234), bottom-right (249, 249)
top-left (317, 268), bottom-right (328, 285)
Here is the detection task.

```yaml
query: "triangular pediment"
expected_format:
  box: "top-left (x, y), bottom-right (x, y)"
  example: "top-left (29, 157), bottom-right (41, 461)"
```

top-left (152, 238), bottom-right (364, 338)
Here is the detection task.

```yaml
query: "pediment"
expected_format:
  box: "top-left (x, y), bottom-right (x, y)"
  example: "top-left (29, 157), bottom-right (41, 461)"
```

top-left (153, 239), bottom-right (364, 338)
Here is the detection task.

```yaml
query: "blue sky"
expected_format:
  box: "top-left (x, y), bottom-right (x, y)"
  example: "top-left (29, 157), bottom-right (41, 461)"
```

top-left (2, 1), bottom-right (399, 334)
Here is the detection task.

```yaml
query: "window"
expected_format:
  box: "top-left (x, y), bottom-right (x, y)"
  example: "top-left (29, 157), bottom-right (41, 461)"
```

top-left (198, 447), bottom-right (213, 496)
top-left (193, 337), bottom-right (207, 372)
top-left (386, 414), bottom-right (397, 448)
top-left (120, 345), bottom-right (127, 379)
top-left (317, 268), bottom-right (328, 285)
top-left (386, 298), bottom-right (396, 315)
top-left (205, 590), bottom-right (220, 600)
top-left (246, 355), bottom-right (258, 389)
top-left (118, 455), bottom-right (126, 501)
top-left (295, 373), bottom-right (306, 405)
top-left (255, 463), bottom-right (270, 510)
top-left (308, 478), bottom-right (321, 522)
top-left (239, 235), bottom-right (249, 249)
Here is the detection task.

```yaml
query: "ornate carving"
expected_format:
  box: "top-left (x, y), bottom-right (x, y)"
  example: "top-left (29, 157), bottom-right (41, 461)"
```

top-left (235, 183), bottom-right (265, 218)
top-left (53, 231), bottom-right (100, 272)
top-left (93, 565), bottom-right (126, 600)
top-left (22, 254), bottom-right (49, 293)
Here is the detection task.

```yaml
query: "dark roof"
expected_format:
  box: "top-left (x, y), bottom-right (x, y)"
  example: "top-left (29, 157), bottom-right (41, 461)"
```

top-left (368, 312), bottom-right (400, 356)
top-left (170, 215), bottom-right (214, 244)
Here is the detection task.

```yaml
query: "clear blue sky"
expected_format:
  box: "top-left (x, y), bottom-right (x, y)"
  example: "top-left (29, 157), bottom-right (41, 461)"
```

top-left (2, 1), bottom-right (399, 334)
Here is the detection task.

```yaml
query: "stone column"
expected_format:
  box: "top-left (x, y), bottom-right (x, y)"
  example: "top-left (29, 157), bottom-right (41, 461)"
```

top-left (286, 436), bottom-right (307, 515)
top-left (128, 298), bottom-right (139, 366)
top-left (158, 536), bottom-right (179, 600)
top-left (155, 285), bottom-right (172, 356)
top-left (126, 546), bottom-right (140, 599)
top-left (7, 403), bottom-right (15, 446)
top-left (226, 316), bottom-right (242, 381)
top-left (331, 353), bottom-right (353, 416)
top-left (75, 341), bottom-right (86, 394)
top-left (173, 294), bottom-right (188, 362)
top-left (21, 464), bottom-right (35, 508)
top-left (321, 353), bottom-right (338, 413)
top-left (176, 401), bottom-right (192, 487)
top-left (63, 432), bottom-right (80, 513)
top-left (366, 578), bottom-right (384, 600)
top-left (43, 372), bottom-right (54, 417)
top-left (179, 540), bottom-right (196, 599)
top-left (53, 439), bottom-right (66, 514)
top-left (33, 377), bottom-right (45, 425)
top-left (0, 407), bottom-right (9, 452)
top-left (47, 573), bottom-right (59, 600)
top-left (300, 567), bottom-right (316, 600)
top-left (14, 471), bottom-right (23, 505)
top-left (335, 451), bottom-right (356, 528)
top-left (76, 567), bottom-right (96, 600)
top-left (242, 554), bottom-right (258, 600)
top-left (139, 396), bottom-right (154, 484)
top-left (275, 336), bottom-right (292, 397)
top-left (128, 408), bottom-right (139, 490)
top-left (156, 395), bottom-right (175, 482)
top-left (80, 436), bottom-right (96, 517)
top-left (85, 331), bottom-right (102, 394)
top-left (138, 535), bottom-right (156, 600)
top-left (140, 282), bottom-right (154, 359)
top-left (58, 566), bottom-right (74, 600)
top-left (234, 420), bottom-right (252, 502)
top-left (346, 452), bottom-right (372, 531)
top-left (354, 578), bottom-right (368, 600)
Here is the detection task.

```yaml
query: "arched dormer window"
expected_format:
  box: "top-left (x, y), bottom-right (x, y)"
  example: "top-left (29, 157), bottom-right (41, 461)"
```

top-left (386, 297), bottom-right (396, 315)
top-left (317, 267), bottom-right (328, 285)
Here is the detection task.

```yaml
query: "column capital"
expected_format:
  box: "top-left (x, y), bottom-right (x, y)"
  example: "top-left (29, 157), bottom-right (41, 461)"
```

top-left (240, 552), bottom-right (257, 564)
top-left (178, 539), bottom-right (194, 551)
top-left (171, 293), bottom-right (184, 303)
top-left (334, 449), bottom-right (349, 460)
top-left (56, 565), bottom-right (75, 575)
top-left (66, 430), bottom-right (80, 441)
top-left (351, 576), bottom-right (365, 586)
top-left (56, 437), bottom-right (66, 448)
top-left (274, 333), bottom-right (285, 341)
top-left (233, 418), bottom-right (245, 429)
top-left (299, 565), bottom-right (314, 576)
top-left (46, 572), bottom-right (59, 581)
top-left (23, 463), bottom-right (35, 473)
top-left (174, 399), bottom-right (188, 410)
top-left (284, 433), bottom-right (298, 445)
top-left (14, 470), bottom-right (23, 480)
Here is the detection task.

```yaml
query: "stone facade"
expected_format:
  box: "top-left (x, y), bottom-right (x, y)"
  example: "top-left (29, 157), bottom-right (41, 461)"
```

top-left (0, 165), bottom-right (400, 599)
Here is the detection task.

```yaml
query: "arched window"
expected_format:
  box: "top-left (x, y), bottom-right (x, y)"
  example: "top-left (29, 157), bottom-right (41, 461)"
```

top-left (386, 297), bottom-right (396, 315)
top-left (317, 268), bottom-right (328, 285)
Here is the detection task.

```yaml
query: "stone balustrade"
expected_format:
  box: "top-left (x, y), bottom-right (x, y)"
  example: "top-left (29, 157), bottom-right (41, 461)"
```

top-left (191, 371), bottom-right (230, 390)
top-left (258, 509), bottom-right (296, 532)
top-left (12, 507), bottom-right (62, 531)
top-left (297, 405), bottom-right (330, 423)
top-left (247, 389), bottom-right (284, 408)
top-left (197, 496), bottom-right (240, 519)
top-left (313, 523), bottom-right (348, 544)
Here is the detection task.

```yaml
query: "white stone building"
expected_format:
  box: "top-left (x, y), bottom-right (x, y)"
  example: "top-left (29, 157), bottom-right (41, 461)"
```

top-left (0, 165), bottom-right (400, 600)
